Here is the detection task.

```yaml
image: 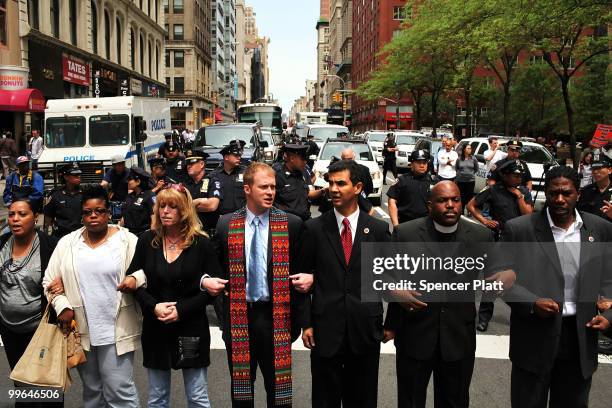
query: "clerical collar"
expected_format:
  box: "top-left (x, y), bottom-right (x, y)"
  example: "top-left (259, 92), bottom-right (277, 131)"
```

top-left (433, 220), bottom-right (458, 234)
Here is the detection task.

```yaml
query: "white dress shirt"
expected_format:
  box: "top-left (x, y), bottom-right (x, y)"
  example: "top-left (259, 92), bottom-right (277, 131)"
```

top-left (546, 208), bottom-right (582, 316)
top-left (334, 207), bottom-right (360, 243)
top-left (484, 149), bottom-right (507, 171)
top-left (436, 149), bottom-right (458, 179)
top-left (245, 208), bottom-right (270, 301)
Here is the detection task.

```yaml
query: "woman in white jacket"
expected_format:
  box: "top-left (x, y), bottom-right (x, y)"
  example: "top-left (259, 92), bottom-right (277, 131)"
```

top-left (43, 185), bottom-right (146, 408)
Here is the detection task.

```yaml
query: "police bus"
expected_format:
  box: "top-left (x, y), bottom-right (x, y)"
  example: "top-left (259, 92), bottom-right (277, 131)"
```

top-left (237, 102), bottom-right (283, 136)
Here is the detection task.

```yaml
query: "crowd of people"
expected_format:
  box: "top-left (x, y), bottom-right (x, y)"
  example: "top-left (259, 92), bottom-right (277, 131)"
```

top-left (0, 131), bottom-right (610, 408)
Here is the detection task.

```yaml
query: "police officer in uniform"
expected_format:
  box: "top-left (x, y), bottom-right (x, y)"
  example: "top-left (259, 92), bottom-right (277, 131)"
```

top-left (184, 149), bottom-right (222, 234)
top-left (148, 156), bottom-right (172, 195)
top-left (162, 140), bottom-right (187, 183)
top-left (44, 162), bottom-right (83, 238)
top-left (578, 158), bottom-right (612, 221)
top-left (382, 132), bottom-right (398, 184)
top-left (101, 155), bottom-right (130, 202)
top-left (305, 134), bottom-right (320, 169)
top-left (273, 144), bottom-right (326, 220)
top-left (387, 149), bottom-right (433, 227)
top-left (121, 166), bottom-right (155, 236)
top-left (492, 140), bottom-right (533, 190)
top-left (467, 159), bottom-right (534, 331)
top-left (208, 140), bottom-right (248, 216)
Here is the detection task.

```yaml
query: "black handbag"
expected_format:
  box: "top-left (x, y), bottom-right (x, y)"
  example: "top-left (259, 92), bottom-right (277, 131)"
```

top-left (172, 336), bottom-right (201, 369)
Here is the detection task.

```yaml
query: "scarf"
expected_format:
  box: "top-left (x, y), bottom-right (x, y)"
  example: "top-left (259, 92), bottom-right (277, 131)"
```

top-left (228, 207), bottom-right (292, 406)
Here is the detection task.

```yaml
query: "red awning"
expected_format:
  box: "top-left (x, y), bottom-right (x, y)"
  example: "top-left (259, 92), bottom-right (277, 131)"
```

top-left (0, 89), bottom-right (46, 112)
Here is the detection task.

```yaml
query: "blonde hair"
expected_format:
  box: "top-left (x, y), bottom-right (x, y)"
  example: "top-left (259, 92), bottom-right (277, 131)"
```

top-left (244, 162), bottom-right (275, 186)
top-left (151, 187), bottom-right (207, 249)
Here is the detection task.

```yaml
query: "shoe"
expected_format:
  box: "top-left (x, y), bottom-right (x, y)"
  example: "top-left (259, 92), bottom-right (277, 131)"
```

top-left (477, 321), bottom-right (488, 332)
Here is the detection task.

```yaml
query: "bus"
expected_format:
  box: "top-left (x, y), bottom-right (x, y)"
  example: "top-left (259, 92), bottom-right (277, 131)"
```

top-left (297, 111), bottom-right (328, 124)
top-left (237, 103), bottom-right (283, 135)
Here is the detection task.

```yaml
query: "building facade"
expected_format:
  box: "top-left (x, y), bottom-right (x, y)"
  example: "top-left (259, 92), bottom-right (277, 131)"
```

top-left (315, 19), bottom-right (330, 111)
top-left (165, 0), bottom-right (214, 130)
top-left (235, 0), bottom-right (247, 107)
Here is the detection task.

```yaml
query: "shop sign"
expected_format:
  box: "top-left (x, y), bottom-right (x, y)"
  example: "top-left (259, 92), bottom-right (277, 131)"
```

top-left (130, 78), bottom-right (143, 95)
top-left (62, 54), bottom-right (89, 86)
top-left (0, 66), bottom-right (29, 91)
top-left (170, 100), bottom-right (192, 108)
top-left (120, 79), bottom-right (129, 96)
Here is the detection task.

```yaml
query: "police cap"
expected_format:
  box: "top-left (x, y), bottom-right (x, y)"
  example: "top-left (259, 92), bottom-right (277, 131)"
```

top-left (148, 156), bottom-right (166, 168)
top-left (128, 166), bottom-right (151, 183)
top-left (506, 140), bottom-right (523, 150)
top-left (498, 159), bottom-right (526, 175)
top-left (283, 144), bottom-right (309, 158)
top-left (164, 141), bottom-right (179, 152)
top-left (219, 140), bottom-right (246, 156)
top-left (59, 162), bottom-right (82, 176)
top-left (185, 149), bottom-right (210, 165)
top-left (410, 149), bottom-right (431, 162)
top-left (591, 158), bottom-right (611, 170)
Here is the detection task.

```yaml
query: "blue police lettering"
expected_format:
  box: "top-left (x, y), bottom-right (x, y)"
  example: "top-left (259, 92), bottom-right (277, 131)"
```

top-left (64, 155), bottom-right (95, 161)
top-left (150, 119), bottom-right (166, 131)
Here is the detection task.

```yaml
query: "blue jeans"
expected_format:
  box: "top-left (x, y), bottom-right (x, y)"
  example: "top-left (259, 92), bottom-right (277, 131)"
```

top-left (147, 367), bottom-right (211, 408)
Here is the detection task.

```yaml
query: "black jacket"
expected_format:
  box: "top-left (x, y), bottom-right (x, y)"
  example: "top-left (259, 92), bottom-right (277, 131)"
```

top-left (300, 210), bottom-right (391, 357)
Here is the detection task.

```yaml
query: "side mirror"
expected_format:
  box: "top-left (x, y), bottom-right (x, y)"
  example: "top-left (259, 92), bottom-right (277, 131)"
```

top-left (260, 140), bottom-right (269, 148)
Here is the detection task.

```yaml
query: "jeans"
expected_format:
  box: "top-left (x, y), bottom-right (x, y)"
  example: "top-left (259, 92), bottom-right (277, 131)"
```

top-left (147, 367), bottom-right (211, 408)
top-left (76, 344), bottom-right (140, 408)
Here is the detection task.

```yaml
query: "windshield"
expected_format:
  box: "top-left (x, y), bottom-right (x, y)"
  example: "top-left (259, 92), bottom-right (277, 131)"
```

top-left (294, 126), bottom-right (309, 139)
top-left (261, 132), bottom-right (274, 145)
top-left (396, 135), bottom-right (420, 146)
top-left (367, 133), bottom-right (387, 142)
top-left (196, 127), bottom-right (254, 148)
top-left (45, 117), bottom-right (86, 148)
top-left (309, 127), bottom-right (349, 141)
top-left (503, 145), bottom-right (553, 164)
top-left (320, 143), bottom-right (373, 161)
top-left (89, 115), bottom-right (130, 146)
top-left (238, 108), bottom-right (282, 131)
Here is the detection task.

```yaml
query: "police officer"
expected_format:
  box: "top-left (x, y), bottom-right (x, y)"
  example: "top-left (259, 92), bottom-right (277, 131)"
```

top-left (163, 140), bottom-right (187, 183)
top-left (121, 166), bottom-right (155, 236)
top-left (305, 134), bottom-right (320, 169)
top-left (492, 140), bottom-right (533, 190)
top-left (148, 156), bottom-right (171, 194)
top-left (382, 132), bottom-right (398, 184)
top-left (387, 149), bottom-right (433, 227)
top-left (184, 149), bottom-right (221, 234)
top-left (44, 162), bottom-right (83, 238)
top-left (273, 144), bottom-right (325, 220)
top-left (467, 159), bottom-right (534, 331)
top-left (578, 158), bottom-right (612, 221)
top-left (101, 155), bottom-right (130, 202)
top-left (208, 140), bottom-right (248, 216)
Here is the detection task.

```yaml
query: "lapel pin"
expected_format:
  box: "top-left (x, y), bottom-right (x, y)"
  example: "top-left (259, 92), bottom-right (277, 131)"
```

top-left (364, 228), bottom-right (370, 234)
top-left (588, 236), bottom-right (595, 242)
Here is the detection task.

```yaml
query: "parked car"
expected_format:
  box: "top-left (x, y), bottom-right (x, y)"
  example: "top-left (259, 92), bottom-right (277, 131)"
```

top-left (312, 138), bottom-right (383, 205)
top-left (364, 130), bottom-right (390, 164)
top-left (395, 132), bottom-right (426, 170)
top-left (260, 128), bottom-right (281, 164)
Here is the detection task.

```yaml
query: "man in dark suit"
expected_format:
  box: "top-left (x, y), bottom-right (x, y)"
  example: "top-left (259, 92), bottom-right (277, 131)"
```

top-left (384, 181), bottom-right (499, 408)
top-left (300, 159), bottom-right (391, 408)
top-left (500, 166), bottom-right (612, 408)
top-left (202, 162), bottom-right (312, 408)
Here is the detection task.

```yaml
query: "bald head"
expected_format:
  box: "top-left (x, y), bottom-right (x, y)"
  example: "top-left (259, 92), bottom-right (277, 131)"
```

top-left (431, 181), bottom-right (460, 198)
top-left (341, 148), bottom-right (356, 161)
top-left (428, 181), bottom-right (462, 227)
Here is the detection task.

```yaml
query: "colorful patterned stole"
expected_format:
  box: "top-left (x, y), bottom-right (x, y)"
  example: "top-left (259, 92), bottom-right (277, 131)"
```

top-left (228, 207), bottom-right (292, 405)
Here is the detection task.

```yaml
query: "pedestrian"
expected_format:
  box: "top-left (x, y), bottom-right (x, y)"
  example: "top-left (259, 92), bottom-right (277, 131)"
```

top-left (121, 166), bottom-right (155, 236)
top-left (500, 165), bottom-right (612, 408)
top-left (382, 132), bottom-right (398, 184)
top-left (0, 198), bottom-right (62, 408)
top-left (577, 158), bottom-right (611, 221)
top-left (203, 162), bottom-right (310, 407)
top-left (300, 159), bottom-right (391, 408)
top-left (184, 149), bottom-right (221, 234)
top-left (384, 181), bottom-right (497, 408)
top-left (118, 184), bottom-right (222, 408)
top-left (28, 130), bottom-right (44, 170)
top-left (3, 156), bottom-right (44, 211)
top-left (43, 185), bottom-right (143, 408)
top-left (578, 151), bottom-right (594, 188)
top-left (0, 131), bottom-right (18, 179)
top-left (436, 138), bottom-right (458, 181)
top-left (455, 143), bottom-right (479, 210)
top-left (100, 155), bottom-right (130, 202)
top-left (208, 140), bottom-right (248, 216)
top-left (43, 162), bottom-right (83, 238)
top-left (492, 140), bottom-right (533, 191)
top-left (484, 136), bottom-right (507, 173)
top-left (387, 149), bottom-right (432, 226)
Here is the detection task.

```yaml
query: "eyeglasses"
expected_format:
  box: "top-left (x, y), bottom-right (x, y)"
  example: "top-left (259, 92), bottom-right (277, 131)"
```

top-left (81, 208), bottom-right (109, 216)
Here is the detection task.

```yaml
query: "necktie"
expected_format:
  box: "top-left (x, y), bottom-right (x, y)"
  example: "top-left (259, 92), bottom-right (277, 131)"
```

top-left (341, 218), bottom-right (352, 265)
top-left (248, 216), bottom-right (267, 301)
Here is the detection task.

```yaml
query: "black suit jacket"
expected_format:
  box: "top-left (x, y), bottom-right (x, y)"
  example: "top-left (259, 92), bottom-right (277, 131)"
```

top-left (300, 210), bottom-right (391, 357)
top-left (214, 208), bottom-right (306, 343)
top-left (501, 211), bottom-right (612, 378)
top-left (384, 217), bottom-right (495, 362)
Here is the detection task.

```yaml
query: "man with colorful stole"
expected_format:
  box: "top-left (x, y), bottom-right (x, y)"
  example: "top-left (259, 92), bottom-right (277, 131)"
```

top-left (202, 162), bottom-right (312, 407)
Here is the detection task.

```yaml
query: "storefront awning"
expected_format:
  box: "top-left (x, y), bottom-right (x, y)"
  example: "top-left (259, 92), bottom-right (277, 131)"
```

top-left (0, 88), bottom-right (46, 112)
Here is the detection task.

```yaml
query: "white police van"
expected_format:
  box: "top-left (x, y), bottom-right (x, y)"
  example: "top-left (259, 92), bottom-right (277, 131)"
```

top-left (38, 96), bottom-right (171, 186)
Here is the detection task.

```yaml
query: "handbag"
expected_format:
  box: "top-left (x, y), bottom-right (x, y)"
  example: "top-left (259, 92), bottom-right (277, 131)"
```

top-left (10, 305), bottom-right (71, 390)
top-left (172, 336), bottom-right (201, 369)
top-left (67, 320), bottom-right (87, 369)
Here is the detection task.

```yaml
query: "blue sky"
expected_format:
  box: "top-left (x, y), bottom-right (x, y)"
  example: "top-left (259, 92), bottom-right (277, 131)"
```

top-left (245, 0), bottom-right (318, 114)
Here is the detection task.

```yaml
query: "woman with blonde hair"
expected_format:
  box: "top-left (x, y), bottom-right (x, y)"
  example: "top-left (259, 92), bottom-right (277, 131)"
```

top-left (118, 184), bottom-right (223, 407)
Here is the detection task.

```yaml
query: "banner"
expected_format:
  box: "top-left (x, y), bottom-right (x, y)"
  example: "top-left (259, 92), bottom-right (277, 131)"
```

top-left (62, 54), bottom-right (89, 86)
top-left (590, 124), bottom-right (612, 148)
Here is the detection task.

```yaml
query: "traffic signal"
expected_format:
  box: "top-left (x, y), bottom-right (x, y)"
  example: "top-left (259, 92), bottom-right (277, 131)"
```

top-left (343, 102), bottom-right (348, 110)
top-left (333, 92), bottom-right (342, 103)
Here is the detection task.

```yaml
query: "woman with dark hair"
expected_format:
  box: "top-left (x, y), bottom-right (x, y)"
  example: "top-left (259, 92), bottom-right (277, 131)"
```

top-left (455, 143), bottom-right (479, 211)
top-left (118, 184), bottom-right (222, 407)
top-left (43, 185), bottom-right (144, 407)
top-left (579, 150), bottom-right (594, 188)
top-left (0, 198), bottom-right (62, 407)
top-left (121, 166), bottom-right (155, 235)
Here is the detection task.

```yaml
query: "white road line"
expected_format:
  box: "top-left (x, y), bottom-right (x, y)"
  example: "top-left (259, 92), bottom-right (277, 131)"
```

top-left (374, 207), bottom-right (390, 219)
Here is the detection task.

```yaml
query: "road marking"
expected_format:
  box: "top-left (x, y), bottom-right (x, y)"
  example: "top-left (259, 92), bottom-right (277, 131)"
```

top-left (374, 207), bottom-right (390, 219)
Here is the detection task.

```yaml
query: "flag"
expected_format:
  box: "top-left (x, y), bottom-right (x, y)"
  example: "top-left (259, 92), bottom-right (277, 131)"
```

top-left (590, 124), bottom-right (612, 148)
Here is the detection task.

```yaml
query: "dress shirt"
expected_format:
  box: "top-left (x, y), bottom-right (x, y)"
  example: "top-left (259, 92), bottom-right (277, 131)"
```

top-left (436, 149), bottom-right (458, 179)
top-left (334, 207), bottom-right (360, 243)
top-left (546, 208), bottom-right (582, 316)
top-left (245, 208), bottom-right (270, 301)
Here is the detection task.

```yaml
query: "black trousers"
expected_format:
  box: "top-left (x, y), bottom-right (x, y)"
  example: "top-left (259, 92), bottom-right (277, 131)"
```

top-left (383, 159), bottom-right (398, 181)
top-left (311, 341), bottom-right (380, 408)
top-left (396, 346), bottom-right (474, 408)
top-left (456, 181), bottom-right (475, 212)
top-left (226, 302), bottom-right (286, 408)
top-left (511, 317), bottom-right (592, 408)
top-left (477, 300), bottom-right (495, 325)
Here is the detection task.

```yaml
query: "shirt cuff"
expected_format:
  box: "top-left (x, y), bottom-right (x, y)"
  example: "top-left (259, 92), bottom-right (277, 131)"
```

top-left (200, 274), bottom-right (211, 292)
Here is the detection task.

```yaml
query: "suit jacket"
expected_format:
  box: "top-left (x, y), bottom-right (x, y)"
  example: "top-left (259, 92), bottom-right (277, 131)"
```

top-left (501, 211), bottom-right (612, 378)
top-left (213, 208), bottom-right (306, 343)
top-left (300, 209), bottom-right (391, 357)
top-left (384, 217), bottom-right (494, 362)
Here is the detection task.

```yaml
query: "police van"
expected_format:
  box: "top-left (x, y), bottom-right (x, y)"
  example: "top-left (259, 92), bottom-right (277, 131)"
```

top-left (38, 96), bottom-right (171, 186)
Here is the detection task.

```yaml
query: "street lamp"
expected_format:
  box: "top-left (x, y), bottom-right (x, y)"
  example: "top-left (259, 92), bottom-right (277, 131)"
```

top-left (325, 74), bottom-right (348, 126)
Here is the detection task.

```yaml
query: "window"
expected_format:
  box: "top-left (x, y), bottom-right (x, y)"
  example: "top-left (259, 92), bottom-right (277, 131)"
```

top-left (50, 0), bottom-right (60, 38)
top-left (173, 0), bottom-right (184, 13)
top-left (165, 77), bottom-right (170, 87)
top-left (163, 0), bottom-right (168, 13)
top-left (104, 10), bottom-right (111, 59)
top-left (90, 115), bottom-right (130, 146)
top-left (148, 0), bottom-right (151, 16)
top-left (45, 117), bottom-right (86, 148)
top-left (165, 50), bottom-right (170, 67)
top-left (393, 6), bottom-right (408, 20)
top-left (28, 0), bottom-right (39, 30)
top-left (148, 41), bottom-right (152, 76)
top-left (164, 24), bottom-right (168, 40)
top-left (173, 24), bottom-right (183, 40)
top-left (140, 35), bottom-right (145, 73)
top-left (155, 46), bottom-right (159, 79)
top-left (0, 0), bottom-right (7, 45)
top-left (153, 0), bottom-right (157, 21)
top-left (116, 17), bottom-right (122, 64)
top-left (91, 1), bottom-right (98, 53)
top-left (69, 0), bottom-right (77, 44)
top-left (174, 50), bottom-right (184, 67)
top-left (174, 77), bottom-right (184, 93)
top-left (130, 29), bottom-right (135, 69)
